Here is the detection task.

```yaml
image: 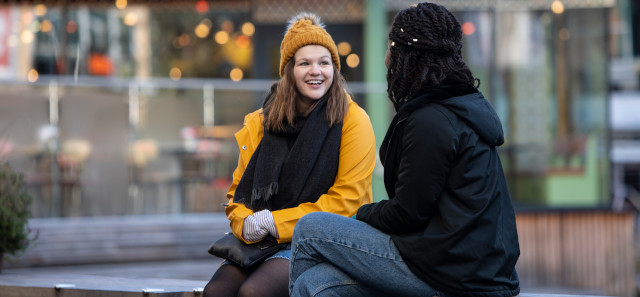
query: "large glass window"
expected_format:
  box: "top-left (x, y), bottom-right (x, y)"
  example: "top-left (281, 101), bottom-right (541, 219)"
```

top-left (461, 8), bottom-right (610, 207)
top-left (0, 1), bottom-right (368, 218)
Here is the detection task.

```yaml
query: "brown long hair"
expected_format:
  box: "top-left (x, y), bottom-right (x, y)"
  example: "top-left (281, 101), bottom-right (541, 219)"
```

top-left (263, 59), bottom-right (349, 132)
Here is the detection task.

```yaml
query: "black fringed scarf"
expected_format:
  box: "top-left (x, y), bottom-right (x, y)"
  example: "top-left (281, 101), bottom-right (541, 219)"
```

top-left (233, 96), bottom-right (342, 211)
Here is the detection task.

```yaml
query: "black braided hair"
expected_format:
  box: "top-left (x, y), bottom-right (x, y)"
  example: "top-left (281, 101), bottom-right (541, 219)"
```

top-left (387, 2), bottom-right (479, 108)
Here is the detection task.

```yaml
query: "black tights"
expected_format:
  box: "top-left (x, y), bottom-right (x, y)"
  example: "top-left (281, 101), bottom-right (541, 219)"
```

top-left (203, 258), bottom-right (290, 297)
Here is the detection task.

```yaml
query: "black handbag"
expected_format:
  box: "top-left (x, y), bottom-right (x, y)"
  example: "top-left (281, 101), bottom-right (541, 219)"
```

top-left (208, 233), bottom-right (287, 267)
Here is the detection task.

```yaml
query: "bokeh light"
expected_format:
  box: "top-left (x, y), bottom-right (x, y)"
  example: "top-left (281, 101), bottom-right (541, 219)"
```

top-left (21, 11), bottom-right (34, 25)
top-left (551, 0), bottom-right (565, 14)
top-left (124, 12), bottom-right (138, 26)
top-left (115, 0), bottom-right (127, 10)
top-left (20, 30), bottom-right (34, 43)
top-left (27, 69), bottom-right (38, 82)
top-left (178, 34), bottom-right (191, 47)
top-left (236, 35), bottom-right (250, 48)
top-left (31, 20), bottom-right (41, 33)
top-left (41, 20), bottom-right (52, 32)
top-left (195, 24), bottom-right (210, 38)
top-left (221, 20), bottom-right (234, 33)
top-left (346, 53), bottom-right (360, 68)
top-left (241, 22), bottom-right (255, 36)
top-left (170, 67), bottom-right (182, 80)
top-left (214, 31), bottom-right (229, 44)
top-left (201, 18), bottom-right (213, 29)
top-left (229, 68), bottom-right (243, 81)
top-left (195, 0), bottom-right (209, 14)
top-left (462, 22), bottom-right (476, 35)
top-left (88, 54), bottom-right (113, 76)
top-left (34, 4), bottom-right (47, 17)
top-left (66, 20), bottom-right (78, 33)
top-left (337, 42), bottom-right (351, 56)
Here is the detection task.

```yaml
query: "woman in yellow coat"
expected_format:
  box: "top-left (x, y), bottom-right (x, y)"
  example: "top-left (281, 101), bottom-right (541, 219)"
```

top-left (202, 12), bottom-right (376, 297)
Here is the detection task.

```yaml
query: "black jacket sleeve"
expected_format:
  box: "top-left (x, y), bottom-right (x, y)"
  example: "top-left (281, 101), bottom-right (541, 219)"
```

top-left (357, 106), bottom-right (457, 234)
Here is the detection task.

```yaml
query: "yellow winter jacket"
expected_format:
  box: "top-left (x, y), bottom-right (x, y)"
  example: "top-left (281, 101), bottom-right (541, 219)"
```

top-left (225, 99), bottom-right (376, 244)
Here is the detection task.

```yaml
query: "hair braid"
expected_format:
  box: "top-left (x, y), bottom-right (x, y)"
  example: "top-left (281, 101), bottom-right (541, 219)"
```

top-left (387, 2), bottom-right (479, 107)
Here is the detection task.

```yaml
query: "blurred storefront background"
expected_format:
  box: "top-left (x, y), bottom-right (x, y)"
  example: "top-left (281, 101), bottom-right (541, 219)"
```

top-left (0, 0), bottom-right (376, 218)
top-left (1, 0), bottom-right (640, 294)
top-left (1, 0), bottom-right (635, 217)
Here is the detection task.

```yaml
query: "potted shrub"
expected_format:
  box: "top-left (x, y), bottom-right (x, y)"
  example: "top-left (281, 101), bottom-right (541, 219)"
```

top-left (0, 162), bottom-right (36, 273)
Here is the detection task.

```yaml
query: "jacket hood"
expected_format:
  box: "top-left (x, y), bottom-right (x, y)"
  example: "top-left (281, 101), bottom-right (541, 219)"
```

top-left (439, 93), bottom-right (504, 146)
top-left (402, 84), bottom-right (505, 147)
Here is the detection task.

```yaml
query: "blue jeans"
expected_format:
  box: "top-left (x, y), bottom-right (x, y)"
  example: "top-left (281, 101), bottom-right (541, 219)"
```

top-left (289, 212), bottom-right (440, 297)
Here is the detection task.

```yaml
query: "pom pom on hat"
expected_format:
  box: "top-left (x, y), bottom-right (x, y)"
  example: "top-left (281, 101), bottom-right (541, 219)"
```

top-left (279, 12), bottom-right (340, 76)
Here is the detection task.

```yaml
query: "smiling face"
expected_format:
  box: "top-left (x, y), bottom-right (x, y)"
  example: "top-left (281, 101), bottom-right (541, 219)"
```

top-left (293, 45), bottom-right (334, 111)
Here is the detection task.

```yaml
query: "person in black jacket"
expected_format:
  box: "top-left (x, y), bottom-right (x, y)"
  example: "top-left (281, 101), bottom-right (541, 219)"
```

top-left (289, 2), bottom-right (520, 297)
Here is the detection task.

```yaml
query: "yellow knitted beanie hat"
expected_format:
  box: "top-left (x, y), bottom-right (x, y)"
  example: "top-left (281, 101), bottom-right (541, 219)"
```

top-left (279, 12), bottom-right (340, 76)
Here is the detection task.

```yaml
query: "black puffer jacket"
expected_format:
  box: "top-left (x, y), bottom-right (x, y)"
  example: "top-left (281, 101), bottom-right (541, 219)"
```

top-left (357, 85), bottom-right (520, 297)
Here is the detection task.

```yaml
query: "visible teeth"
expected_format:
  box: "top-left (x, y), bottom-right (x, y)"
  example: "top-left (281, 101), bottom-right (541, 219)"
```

top-left (308, 80), bottom-right (322, 85)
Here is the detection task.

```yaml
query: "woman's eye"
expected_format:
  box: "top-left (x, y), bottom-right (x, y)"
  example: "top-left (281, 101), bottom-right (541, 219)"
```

top-left (321, 61), bottom-right (330, 65)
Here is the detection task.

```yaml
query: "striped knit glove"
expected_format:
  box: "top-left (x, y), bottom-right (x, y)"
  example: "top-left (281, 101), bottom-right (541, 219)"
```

top-left (252, 209), bottom-right (278, 239)
top-left (242, 214), bottom-right (268, 242)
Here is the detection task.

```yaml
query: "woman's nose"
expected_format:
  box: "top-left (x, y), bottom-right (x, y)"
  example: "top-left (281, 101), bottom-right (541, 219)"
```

top-left (309, 63), bottom-right (321, 75)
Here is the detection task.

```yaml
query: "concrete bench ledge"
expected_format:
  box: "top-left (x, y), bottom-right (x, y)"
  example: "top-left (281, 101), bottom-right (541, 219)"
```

top-left (0, 273), bottom-right (207, 297)
top-left (519, 294), bottom-right (609, 297)
top-left (0, 273), bottom-right (612, 297)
